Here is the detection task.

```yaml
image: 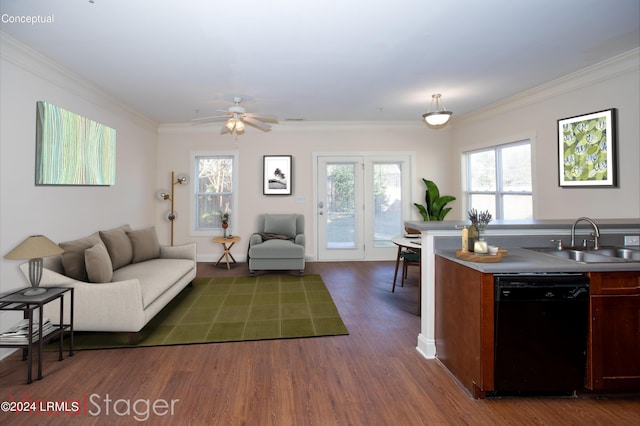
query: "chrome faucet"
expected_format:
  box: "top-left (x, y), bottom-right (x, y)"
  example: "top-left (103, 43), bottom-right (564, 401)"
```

top-left (570, 217), bottom-right (600, 250)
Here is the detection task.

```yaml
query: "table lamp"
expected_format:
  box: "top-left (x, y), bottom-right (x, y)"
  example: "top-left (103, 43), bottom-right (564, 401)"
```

top-left (4, 235), bottom-right (64, 295)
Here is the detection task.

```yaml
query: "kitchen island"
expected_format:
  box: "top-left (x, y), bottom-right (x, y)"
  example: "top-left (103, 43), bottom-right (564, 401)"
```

top-left (405, 219), bottom-right (640, 397)
top-left (436, 250), bottom-right (640, 397)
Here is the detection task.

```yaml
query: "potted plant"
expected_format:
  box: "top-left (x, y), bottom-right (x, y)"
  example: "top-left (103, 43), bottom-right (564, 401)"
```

top-left (467, 208), bottom-right (492, 251)
top-left (413, 179), bottom-right (456, 221)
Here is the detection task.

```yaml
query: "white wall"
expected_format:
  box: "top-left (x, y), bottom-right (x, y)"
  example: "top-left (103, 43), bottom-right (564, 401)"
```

top-left (450, 49), bottom-right (640, 220)
top-left (156, 122), bottom-right (452, 261)
top-left (0, 36), bottom-right (158, 295)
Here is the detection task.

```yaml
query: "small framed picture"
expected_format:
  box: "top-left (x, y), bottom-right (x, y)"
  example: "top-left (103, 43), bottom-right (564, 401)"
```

top-left (263, 155), bottom-right (292, 195)
top-left (557, 108), bottom-right (617, 187)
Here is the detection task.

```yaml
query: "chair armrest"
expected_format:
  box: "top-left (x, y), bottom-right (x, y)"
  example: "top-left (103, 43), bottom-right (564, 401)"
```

top-left (250, 234), bottom-right (264, 246)
top-left (295, 234), bottom-right (305, 247)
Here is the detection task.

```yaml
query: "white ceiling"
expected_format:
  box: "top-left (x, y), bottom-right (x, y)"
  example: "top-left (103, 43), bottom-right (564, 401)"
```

top-left (1, 0), bottom-right (639, 124)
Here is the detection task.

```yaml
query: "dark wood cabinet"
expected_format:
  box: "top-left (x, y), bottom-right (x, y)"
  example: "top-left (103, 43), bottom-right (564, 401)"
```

top-left (435, 256), bottom-right (494, 398)
top-left (586, 271), bottom-right (640, 391)
top-left (435, 256), bottom-right (640, 397)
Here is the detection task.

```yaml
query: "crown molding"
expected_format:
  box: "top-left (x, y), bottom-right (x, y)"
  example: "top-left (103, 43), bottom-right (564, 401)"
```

top-left (454, 48), bottom-right (640, 126)
top-left (0, 31), bottom-right (157, 131)
top-left (158, 120), bottom-right (431, 134)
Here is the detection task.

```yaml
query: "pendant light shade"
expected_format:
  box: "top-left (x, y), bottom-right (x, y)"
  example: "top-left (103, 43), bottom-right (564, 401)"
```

top-left (422, 93), bottom-right (453, 126)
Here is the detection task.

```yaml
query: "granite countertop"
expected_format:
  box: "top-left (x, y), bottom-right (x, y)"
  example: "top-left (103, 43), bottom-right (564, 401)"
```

top-left (436, 248), bottom-right (640, 273)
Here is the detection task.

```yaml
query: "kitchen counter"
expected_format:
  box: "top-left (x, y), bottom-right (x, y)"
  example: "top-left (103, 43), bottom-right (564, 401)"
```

top-left (435, 248), bottom-right (640, 273)
top-left (410, 218), bottom-right (640, 361)
top-left (406, 218), bottom-right (640, 232)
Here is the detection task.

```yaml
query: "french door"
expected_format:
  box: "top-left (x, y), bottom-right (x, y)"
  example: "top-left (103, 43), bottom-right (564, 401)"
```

top-left (316, 154), bottom-right (413, 261)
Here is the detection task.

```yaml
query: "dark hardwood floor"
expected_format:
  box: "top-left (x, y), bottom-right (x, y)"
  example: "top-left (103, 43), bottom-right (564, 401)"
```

top-left (1, 261), bottom-right (638, 425)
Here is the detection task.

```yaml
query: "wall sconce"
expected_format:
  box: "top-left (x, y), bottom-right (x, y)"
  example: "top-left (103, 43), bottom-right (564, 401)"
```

top-left (422, 93), bottom-right (453, 127)
top-left (156, 171), bottom-right (189, 246)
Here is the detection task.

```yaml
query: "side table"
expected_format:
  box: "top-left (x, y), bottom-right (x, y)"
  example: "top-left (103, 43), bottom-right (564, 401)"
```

top-left (213, 236), bottom-right (241, 270)
top-left (0, 287), bottom-right (74, 383)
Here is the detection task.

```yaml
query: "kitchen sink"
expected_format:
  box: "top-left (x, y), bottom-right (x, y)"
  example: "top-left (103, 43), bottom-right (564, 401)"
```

top-left (524, 246), bottom-right (640, 263)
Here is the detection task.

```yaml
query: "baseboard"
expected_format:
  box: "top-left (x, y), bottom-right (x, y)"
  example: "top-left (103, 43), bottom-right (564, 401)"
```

top-left (416, 333), bottom-right (436, 359)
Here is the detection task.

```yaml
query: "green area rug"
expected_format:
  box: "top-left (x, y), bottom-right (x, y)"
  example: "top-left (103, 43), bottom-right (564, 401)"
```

top-left (53, 274), bottom-right (348, 350)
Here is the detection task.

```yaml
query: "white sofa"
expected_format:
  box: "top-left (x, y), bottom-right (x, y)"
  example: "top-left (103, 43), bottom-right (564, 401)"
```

top-left (20, 225), bottom-right (196, 333)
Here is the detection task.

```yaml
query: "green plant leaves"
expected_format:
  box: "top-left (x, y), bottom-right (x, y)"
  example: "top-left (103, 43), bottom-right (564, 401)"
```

top-left (414, 179), bottom-right (456, 221)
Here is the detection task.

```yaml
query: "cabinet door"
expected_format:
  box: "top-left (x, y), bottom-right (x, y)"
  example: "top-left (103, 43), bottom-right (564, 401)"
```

top-left (588, 294), bottom-right (640, 391)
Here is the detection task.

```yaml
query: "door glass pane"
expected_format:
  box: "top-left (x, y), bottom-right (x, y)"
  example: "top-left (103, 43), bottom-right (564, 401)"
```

top-left (326, 163), bottom-right (356, 249)
top-left (373, 162), bottom-right (402, 247)
top-left (502, 144), bottom-right (532, 192)
top-left (469, 150), bottom-right (496, 191)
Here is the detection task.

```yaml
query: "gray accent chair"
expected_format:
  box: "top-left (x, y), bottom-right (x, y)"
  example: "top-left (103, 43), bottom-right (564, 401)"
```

top-left (248, 214), bottom-right (305, 276)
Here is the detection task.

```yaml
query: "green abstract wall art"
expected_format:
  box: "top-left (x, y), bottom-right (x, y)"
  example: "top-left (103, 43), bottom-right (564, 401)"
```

top-left (35, 101), bottom-right (116, 186)
top-left (557, 108), bottom-right (617, 188)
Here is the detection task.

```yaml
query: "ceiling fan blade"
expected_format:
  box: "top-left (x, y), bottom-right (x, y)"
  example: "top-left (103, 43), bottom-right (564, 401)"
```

top-left (242, 116), bottom-right (272, 131)
top-left (244, 113), bottom-right (279, 123)
top-left (192, 114), bottom-right (230, 124)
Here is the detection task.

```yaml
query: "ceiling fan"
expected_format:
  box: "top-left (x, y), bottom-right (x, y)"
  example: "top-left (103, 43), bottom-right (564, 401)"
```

top-left (192, 97), bottom-right (278, 135)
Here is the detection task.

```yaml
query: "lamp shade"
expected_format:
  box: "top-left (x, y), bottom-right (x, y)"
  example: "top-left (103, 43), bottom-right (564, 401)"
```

top-left (423, 111), bottom-right (453, 126)
top-left (4, 235), bottom-right (64, 260)
top-left (422, 93), bottom-right (453, 126)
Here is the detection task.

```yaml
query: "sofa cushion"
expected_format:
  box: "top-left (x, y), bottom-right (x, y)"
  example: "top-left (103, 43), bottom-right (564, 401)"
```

top-left (84, 241), bottom-right (113, 283)
top-left (112, 258), bottom-right (194, 308)
top-left (99, 225), bottom-right (133, 270)
top-left (249, 239), bottom-right (305, 258)
top-left (127, 227), bottom-right (160, 263)
top-left (59, 233), bottom-right (101, 281)
top-left (264, 214), bottom-right (296, 238)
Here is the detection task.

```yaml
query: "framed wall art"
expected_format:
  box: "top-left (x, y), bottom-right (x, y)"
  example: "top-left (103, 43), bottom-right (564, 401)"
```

top-left (263, 155), bottom-right (292, 195)
top-left (36, 101), bottom-right (116, 186)
top-left (557, 108), bottom-right (617, 188)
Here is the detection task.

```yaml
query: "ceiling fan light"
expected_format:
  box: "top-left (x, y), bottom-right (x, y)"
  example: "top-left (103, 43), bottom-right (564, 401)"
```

top-left (235, 120), bottom-right (245, 132)
top-left (422, 93), bottom-right (453, 127)
top-left (225, 119), bottom-right (235, 131)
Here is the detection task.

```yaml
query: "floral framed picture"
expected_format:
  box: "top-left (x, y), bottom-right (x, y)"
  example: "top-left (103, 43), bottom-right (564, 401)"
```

top-left (557, 108), bottom-right (617, 187)
top-left (263, 155), bottom-right (292, 195)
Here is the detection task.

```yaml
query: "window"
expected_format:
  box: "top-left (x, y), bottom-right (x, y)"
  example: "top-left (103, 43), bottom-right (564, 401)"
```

top-left (192, 153), bottom-right (237, 235)
top-left (465, 141), bottom-right (532, 220)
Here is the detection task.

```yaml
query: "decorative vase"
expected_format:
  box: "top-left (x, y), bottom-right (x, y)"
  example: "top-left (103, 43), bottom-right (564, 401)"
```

top-left (222, 222), bottom-right (229, 238)
top-left (476, 224), bottom-right (486, 242)
top-left (474, 225), bottom-right (487, 253)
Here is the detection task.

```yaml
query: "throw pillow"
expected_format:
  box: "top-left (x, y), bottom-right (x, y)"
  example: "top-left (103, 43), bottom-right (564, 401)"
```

top-left (99, 225), bottom-right (133, 270)
top-left (84, 241), bottom-right (113, 283)
top-left (264, 214), bottom-right (296, 238)
top-left (127, 227), bottom-right (161, 263)
top-left (59, 233), bottom-right (101, 281)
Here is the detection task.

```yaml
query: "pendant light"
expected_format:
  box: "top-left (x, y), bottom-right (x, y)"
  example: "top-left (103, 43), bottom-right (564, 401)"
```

top-left (422, 93), bottom-right (453, 126)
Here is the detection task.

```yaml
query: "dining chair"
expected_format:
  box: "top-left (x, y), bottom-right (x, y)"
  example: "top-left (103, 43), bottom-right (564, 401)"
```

top-left (392, 227), bottom-right (422, 292)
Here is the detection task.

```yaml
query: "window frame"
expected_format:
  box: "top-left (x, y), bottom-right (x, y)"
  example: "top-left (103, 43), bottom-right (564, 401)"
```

top-left (464, 140), bottom-right (532, 220)
top-left (190, 151), bottom-right (239, 237)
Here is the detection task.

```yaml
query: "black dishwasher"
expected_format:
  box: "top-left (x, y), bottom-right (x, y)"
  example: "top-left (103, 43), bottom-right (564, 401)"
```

top-left (493, 273), bottom-right (589, 396)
